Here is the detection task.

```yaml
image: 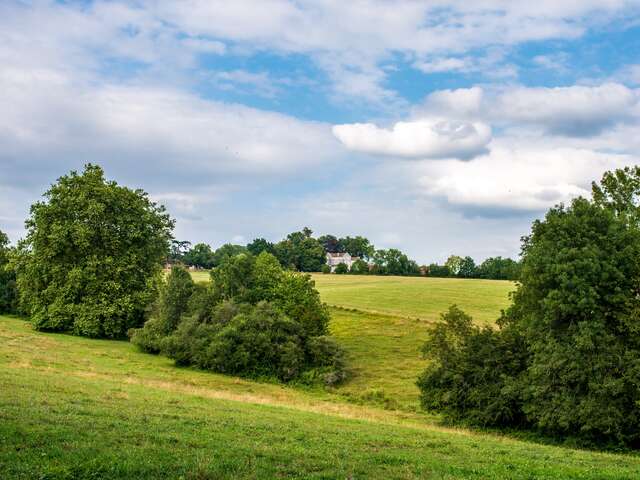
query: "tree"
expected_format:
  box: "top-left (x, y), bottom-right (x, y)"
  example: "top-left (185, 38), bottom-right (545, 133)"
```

top-left (16, 164), bottom-right (174, 338)
top-left (350, 258), bottom-right (369, 275)
top-left (318, 234), bottom-right (343, 253)
top-left (418, 167), bottom-right (640, 447)
top-left (457, 256), bottom-right (477, 278)
top-left (130, 265), bottom-right (195, 353)
top-left (340, 236), bottom-right (375, 260)
top-left (246, 237), bottom-right (275, 256)
top-left (212, 243), bottom-right (247, 267)
top-left (183, 243), bottom-right (216, 269)
top-left (274, 229), bottom-right (325, 272)
top-left (476, 257), bottom-right (520, 280)
top-left (0, 230), bottom-right (18, 314)
top-left (373, 249), bottom-right (420, 276)
top-left (168, 240), bottom-right (191, 264)
top-left (444, 255), bottom-right (463, 276)
top-left (427, 264), bottom-right (451, 277)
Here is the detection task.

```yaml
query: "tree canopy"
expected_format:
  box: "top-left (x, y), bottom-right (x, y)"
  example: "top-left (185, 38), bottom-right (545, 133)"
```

top-left (418, 166), bottom-right (640, 447)
top-left (16, 164), bottom-right (174, 338)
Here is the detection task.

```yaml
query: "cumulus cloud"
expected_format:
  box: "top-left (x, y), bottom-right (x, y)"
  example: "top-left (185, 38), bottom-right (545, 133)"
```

top-left (416, 145), bottom-right (633, 213)
top-left (332, 119), bottom-right (491, 160)
top-left (495, 83), bottom-right (639, 136)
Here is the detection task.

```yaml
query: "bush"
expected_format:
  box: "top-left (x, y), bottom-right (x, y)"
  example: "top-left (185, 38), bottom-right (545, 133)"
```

top-left (130, 266), bottom-right (194, 352)
top-left (321, 264), bottom-right (331, 274)
top-left (334, 263), bottom-right (348, 274)
top-left (161, 301), bottom-right (346, 383)
top-left (417, 306), bottom-right (527, 426)
top-left (134, 251), bottom-right (345, 384)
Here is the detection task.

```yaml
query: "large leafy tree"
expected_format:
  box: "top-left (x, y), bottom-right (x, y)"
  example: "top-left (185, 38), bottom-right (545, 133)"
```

top-left (274, 228), bottom-right (326, 272)
top-left (183, 242), bottom-right (216, 269)
top-left (16, 164), bottom-right (174, 338)
top-left (418, 167), bottom-right (640, 447)
top-left (340, 235), bottom-right (374, 260)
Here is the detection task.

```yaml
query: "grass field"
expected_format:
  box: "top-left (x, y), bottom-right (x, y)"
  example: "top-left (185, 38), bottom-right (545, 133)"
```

top-left (312, 274), bottom-right (514, 325)
top-left (2, 316), bottom-right (640, 479)
top-left (190, 273), bottom-right (514, 408)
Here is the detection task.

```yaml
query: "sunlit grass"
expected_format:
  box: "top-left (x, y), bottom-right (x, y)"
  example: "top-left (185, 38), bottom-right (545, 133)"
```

top-left (2, 316), bottom-right (639, 479)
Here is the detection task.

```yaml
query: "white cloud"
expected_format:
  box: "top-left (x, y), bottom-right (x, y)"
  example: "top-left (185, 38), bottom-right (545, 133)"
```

top-left (332, 119), bottom-right (491, 160)
top-left (495, 83), bottom-right (639, 136)
top-left (416, 145), bottom-right (633, 212)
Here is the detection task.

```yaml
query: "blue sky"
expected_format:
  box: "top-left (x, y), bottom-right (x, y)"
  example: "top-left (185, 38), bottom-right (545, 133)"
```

top-left (1, 1), bottom-right (640, 263)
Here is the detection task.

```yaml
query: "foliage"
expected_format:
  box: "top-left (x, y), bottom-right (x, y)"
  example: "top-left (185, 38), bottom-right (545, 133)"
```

top-left (318, 234), bottom-right (343, 253)
top-left (417, 306), bottom-right (528, 426)
top-left (334, 263), bottom-right (349, 274)
top-left (16, 164), bottom-right (174, 338)
top-left (183, 242), bottom-right (216, 269)
top-left (321, 264), bottom-right (331, 274)
top-left (349, 258), bottom-right (369, 274)
top-left (372, 249), bottom-right (420, 276)
top-left (0, 230), bottom-right (18, 314)
top-left (134, 251), bottom-right (339, 383)
top-left (246, 237), bottom-right (275, 256)
top-left (476, 257), bottom-right (520, 280)
top-left (457, 256), bottom-right (477, 278)
top-left (168, 239), bottom-right (191, 264)
top-left (212, 243), bottom-right (248, 267)
top-left (130, 266), bottom-right (195, 353)
top-left (427, 263), bottom-right (451, 277)
top-left (418, 167), bottom-right (640, 447)
top-left (444, 255), bottom-right (463, 276)
top-left (274, 228), bottom-right (326, 272)
top-left (340, 236), bottom-right (375, 260)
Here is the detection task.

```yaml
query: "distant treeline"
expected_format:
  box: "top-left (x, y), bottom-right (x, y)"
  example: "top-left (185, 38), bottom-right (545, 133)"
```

top-left (170, 230), bottom-right (520, 280)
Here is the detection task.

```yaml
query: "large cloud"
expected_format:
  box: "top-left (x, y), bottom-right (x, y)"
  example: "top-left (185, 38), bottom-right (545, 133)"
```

top-left (332, 119), bottom-right (491, 160)
top-left (495, 83), bottom-right (639, 136)
top-left (416, 144), bottom-right (633, 213)
top-left (418, 83), bottom-right (640, 137)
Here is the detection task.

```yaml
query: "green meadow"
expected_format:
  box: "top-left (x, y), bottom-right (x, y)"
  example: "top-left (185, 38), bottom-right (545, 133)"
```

top-left (3, 275), bottom-right (639, 478)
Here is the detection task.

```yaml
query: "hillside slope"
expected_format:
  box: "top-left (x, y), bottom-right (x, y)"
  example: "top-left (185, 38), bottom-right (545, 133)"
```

top-left (2, 317), bottom-right (640, 479)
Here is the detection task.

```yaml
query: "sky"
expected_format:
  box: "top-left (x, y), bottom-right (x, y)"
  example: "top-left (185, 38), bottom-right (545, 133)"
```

top-left (1, 1), bottom-right (640, 264)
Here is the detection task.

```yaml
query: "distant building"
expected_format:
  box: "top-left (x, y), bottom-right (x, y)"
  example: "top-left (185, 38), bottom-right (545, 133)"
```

top-left (326, 252), bottom-right (359, 272)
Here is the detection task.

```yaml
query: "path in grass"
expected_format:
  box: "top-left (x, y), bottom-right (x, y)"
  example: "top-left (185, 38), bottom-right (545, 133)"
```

top-left (2, 316), bottom-right (639, 479)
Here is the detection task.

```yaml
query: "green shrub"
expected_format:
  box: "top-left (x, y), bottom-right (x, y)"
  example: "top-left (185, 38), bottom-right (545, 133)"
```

top-left (130, 266), bottom-right (194, 352)
top-left (320, 264), bottom-right (331, 274)
top-left (135, 251), bottom-right (345, 385)
top-left (334, 263), bottom-right (348, 274)
top-left (417, 306), bottom-right (527, 427)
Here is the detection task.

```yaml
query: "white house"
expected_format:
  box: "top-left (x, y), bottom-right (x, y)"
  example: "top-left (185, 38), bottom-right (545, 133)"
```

top-left (326, 252), bottom-right (359, 272)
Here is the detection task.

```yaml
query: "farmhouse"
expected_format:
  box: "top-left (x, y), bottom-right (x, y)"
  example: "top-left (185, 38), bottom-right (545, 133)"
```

top-left (326, 252), bottom-right (359, 272)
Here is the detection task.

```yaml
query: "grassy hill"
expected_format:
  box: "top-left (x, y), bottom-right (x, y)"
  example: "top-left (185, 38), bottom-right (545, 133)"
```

top-left (2, 316), bottom-right (640, 479)
top-left (4, 275), bottom-right (639, 478)
top-left (312, 274), bottom-right (514, 324)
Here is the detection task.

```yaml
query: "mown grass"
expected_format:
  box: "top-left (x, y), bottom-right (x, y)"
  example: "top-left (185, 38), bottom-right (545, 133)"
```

top-left (2, 316), bottom-right (640, 479)
top-left (311, 274), bottom-right (514, 325)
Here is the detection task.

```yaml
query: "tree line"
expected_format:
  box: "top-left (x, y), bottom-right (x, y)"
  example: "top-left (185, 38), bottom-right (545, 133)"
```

top-left (172, 230), bottom-right (519, 280)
